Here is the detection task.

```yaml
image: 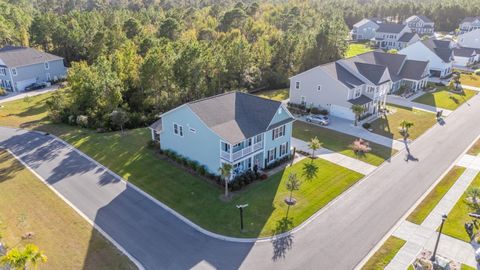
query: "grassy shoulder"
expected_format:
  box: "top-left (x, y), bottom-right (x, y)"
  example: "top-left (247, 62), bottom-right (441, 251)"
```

top-left (407, 166), bottom-right (466, 224)
top-left (467, 138), bottom-right (480, 156)
top-left (413, 87), bottom-right (477, 111)
top-left (460, 73), bottom-right (480, 88)
top-left (369, 104), bottom-right (437, 140)
top-left (0, 150), bottom-right (136, 270)
top-left (443, 171), bottom-right (480, 242)
top-left (253, 88), bottom-right (289, 101)
top-left (346, 42), bottom-right (373, 58)
top-left (293, 121), bottom-right (396, 166)
top-left (0, 92), bottom-right (364, 238)
top-left (361, 236), bottom-right (406, 270)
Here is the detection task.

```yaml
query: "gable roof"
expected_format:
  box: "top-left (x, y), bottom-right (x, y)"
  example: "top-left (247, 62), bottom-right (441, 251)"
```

top-left (321, 62), bottom-right (364, 89)
top-left (461, 17), bottom-right (480, 24)
top-left (377, 23), bottom-right (407, 34)
top-left (0, 46), bottom-right (63, 68)
top-left (420, 38), bottom-right (453, 62)
top-left (348, 95), bottom-right (372, 105)
top-left (406, 15), bottom-right (433, 23)
top-left (350, 51), bottom-right (407, 82)
top-left (398, 60), bottom-right (429, 80)
top-left (353, 62), bottom-right (388, 85)
top-left (398, 32), bottom-right (417, 42)
top-left (185, 92), bottom-right (293, 144)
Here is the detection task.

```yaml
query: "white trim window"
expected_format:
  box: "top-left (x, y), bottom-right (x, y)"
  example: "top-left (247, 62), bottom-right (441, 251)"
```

top-left (46, 73), bottom-right (51, 81)
top-left (11, 68), bottom-right (17, 76)
top-left (317, 85), bottom-right (322, 92)
top-left (279, 142), bottom-right (289, 157)
top-left (173, 123), bottom-right (183, 137)
top-left (267, 148), bottom-right (276, 162)
top-left (272, 125), bottom-right (285, 140)
top-left (0, 68), bottom-right (6, 76)
top-left (44, 62), bottom-right (49, 70)
top-left (295, 81), bottom-right (300, 90)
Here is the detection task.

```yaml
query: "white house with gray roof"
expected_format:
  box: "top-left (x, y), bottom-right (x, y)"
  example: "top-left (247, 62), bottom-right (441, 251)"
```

top-left (458, 29), bottom-right (480, 49)
top-left (149, 92), bottom-right (294, 177)
top-left (399, 38), bottom-right (454, 79)
top-left (459, 17), bottom-right (480, 34)
top-left (350, 18), bottom-right (383, 41)
top-left (404, 15), bottom-right (435, 35)
top-left (0, 46), bottom-right (67, 92)
top-left (372, 23), bottom-right (420, 50)
top-left (289, 51), bottom-right (429, 122)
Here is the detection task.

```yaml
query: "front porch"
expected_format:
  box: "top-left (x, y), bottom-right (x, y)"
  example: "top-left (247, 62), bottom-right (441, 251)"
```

top-left (220, 135), bottom-right (264, 163)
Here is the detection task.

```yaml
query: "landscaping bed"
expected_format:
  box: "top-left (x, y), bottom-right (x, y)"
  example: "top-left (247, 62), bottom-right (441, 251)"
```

top-left (369, 104), bottom-right (437, 140)
top-left (361, 236), bottom-right (406, 270)
top-left (0, 150), bottom-right (136, 270)
top-left (407, 166), bottom-right (466, 224)
top-left (412, 87), bottom-right (477, 110)
top-left (293, 121), bottom-right (396, 166)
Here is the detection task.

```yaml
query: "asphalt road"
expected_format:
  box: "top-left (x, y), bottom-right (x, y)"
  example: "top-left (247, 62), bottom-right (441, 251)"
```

top-left (1, 94), bottom-right (480, 270)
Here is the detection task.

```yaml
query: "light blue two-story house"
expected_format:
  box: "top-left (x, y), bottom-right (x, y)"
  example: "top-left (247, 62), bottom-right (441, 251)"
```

top-left (0, 46), bottom-right (67, 92)
top-left (149, 91), bottom-right (294, 177)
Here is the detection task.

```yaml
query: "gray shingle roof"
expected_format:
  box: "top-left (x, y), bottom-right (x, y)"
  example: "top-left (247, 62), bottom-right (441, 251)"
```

top-left (376, 23), bottom-right (407, 34)
top-left (398, 32), bottom-right (417, 42)
top-left (354, 62), bottom-right (388, 85)
top-left (0, 46), bottom-right (63, 68)
top-left (399, 60), bottom-right (429, 80)
top-left (348, 95), bottom-right (372, 105)
top-left (454, 47), bottom-right (479, 57)
top-left (186, 92), bottom-right (293, 144)
top-left (408, 15), bottom-right (433, 23)
top-left (149, 118), bottom-right (162, 132)
top-left (421, 39), bottom-right (453, 62)
top-left (461, 17), bottom-right (480, 24)
top-left (321, 62), bottom-right (364, 89)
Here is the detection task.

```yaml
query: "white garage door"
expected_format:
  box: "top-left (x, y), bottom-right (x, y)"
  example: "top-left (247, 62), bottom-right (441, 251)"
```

top-left (15, 78), bottom-right (37, 91)
top-left (330, 105), bottom-right (355, 120)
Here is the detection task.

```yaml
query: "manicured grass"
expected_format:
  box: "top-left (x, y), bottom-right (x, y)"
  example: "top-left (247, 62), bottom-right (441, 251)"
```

top-left (0, 92), bottom-right (364, 237)
top-left (467, 138), bottom-right (480, 156)
top-left (0, 91), bottom-right (54, 129)
top-left (460, 73), bottom-right (480, 88)
top-left (443, 171), bottom-right (480, 242)
top-left (361, 236), bottom-right (406, 270)
top-left (293, 121), bottom-right (396, 166)
top-left (254, 88), bottom-right (289, 101)
top-left (346, 42), bottom-right (373, 58)
top-left (407, 166), bottom-right (466, 224)
top-left (0, 150), bottom-right (136, 270)
top-left (369, 104), bottom-right (437, 140)
top-left (461, 264), bottom-right (476, 270)
top-left (413, 87), bottom-right (477, 110)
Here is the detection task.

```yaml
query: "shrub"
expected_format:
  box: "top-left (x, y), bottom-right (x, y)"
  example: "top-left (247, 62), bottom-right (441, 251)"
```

top-left (475, 69), bottom-right (480, 76)
top-left (362, 123), bottom-right (371, 129)
top-left (147, 140), bottom-right (159, 149)
top-left (68, 115), bottom-right (76, 125)
top-left (0, 87), bottom-right (7, 96)
top-left (76, 115), bottom-right (89, 127)
top-left (310, 107), bottom-right (321, 115)
top-left (260, 173), bottom-right (268, 180)
top-left (197, 165), bottom-right (207, 176)
top-left (319, 109), bottom-right (329, 115)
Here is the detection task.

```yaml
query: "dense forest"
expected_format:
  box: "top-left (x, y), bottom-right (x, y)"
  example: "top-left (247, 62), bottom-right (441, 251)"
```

top-left (1, 0), bottom-right (479, 129)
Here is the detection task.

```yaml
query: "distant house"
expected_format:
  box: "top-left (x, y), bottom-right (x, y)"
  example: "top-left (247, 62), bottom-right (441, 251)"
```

top-left (288, 51), bottom-right (429, 122)
top-left (351, 18), bottom-right (383, 41)
top-left (0, 46), bottom-right (67, 92)
top-left (453, 47), bottom-right (479, 67)
top-left (459, 17), bottom-right (480, 34)
top-left (458, 29), bottom-right (480, 49)
top-left (399, 38), bottom-right (454, 79)
top-left (404, 15), bottom-right (435, 35)
top-left (149, 92), bottom-right (294, 177)
top-left (372, 23), bottom-right (420, 50)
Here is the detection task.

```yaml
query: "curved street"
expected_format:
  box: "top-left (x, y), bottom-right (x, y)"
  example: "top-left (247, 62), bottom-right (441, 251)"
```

top-left (1, 94), bottom-right (480, 269)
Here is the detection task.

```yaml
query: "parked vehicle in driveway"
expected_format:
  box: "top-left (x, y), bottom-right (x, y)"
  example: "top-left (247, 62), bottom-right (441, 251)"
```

top-left (306, 115), bottom-right (329, 126)
top-left (24, 82), bottom-right (48, 92)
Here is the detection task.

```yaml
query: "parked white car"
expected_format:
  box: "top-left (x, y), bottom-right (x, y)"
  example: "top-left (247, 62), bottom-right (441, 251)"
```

top-left (306, 115), bottom-right (329, 126)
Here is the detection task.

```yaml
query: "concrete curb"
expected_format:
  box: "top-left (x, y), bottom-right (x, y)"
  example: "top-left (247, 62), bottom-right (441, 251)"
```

top-left (2, 148), bottom-right (145, 270)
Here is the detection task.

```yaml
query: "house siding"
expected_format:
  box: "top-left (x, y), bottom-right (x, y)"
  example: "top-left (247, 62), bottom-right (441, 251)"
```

top-left (352, 20), bottom-right (379, 41)
top-left (399, 42), bottom-right (452, 78)
top-left (3, 59), bottom-right (67, 92)
top-left (263, 122), bottom-right (292, 167)
top-left (458, 30), bottom-right (480, 49)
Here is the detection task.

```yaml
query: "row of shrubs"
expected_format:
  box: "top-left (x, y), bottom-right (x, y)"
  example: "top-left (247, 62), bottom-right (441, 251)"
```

top-left (229, 170), bottom-right (264, 191)
top-left (287, 102), bottom-right (329, 115)
top-left (264, 154), bottom-right (293, 170)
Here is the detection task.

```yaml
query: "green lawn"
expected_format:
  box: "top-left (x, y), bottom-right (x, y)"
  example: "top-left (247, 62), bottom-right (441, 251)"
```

top-left (0, 92), bottom-right (364, 237)
top-left (346, 42), bottom-right (373, 58)
top-left (413, 87), bottom-right (477, 110)
top-left (443, 171), bottom-right (480, 242)
top-left (293, 121), bottom-right (396, 166)
top-left (0, 150), bottom-right (136, 270)
top-left (462, 264), bottom-right (476, 270)
top-left (369, 104), bottom-right (437, 140)
top-left (407, 166), bottom-right (466, 224)
top-left (361, 236), bottom-right (406, 270)
top-left (467, 138), bottom-right (480, 156)
top-left (460, 73), bottom-right (480, 88)
top-left (254, 88), bottom-right (289, 101)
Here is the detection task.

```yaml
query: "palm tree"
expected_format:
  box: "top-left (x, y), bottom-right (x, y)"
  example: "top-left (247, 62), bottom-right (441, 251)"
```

top-left (467, 187), bottom-right (480, 213)
top-left (0, 244), bottom-right (47, 270)
top-left (308, 136), bottom-right (321, 158)
top-left (351, 105), bottom-right (365, 126)
top-left (399, 120), bottom-right (414, 139)
top-left (218, 163), bottom-right (233, 198)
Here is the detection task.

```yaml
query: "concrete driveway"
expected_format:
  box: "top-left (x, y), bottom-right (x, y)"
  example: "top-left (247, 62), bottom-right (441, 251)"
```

top-left (1, 94), bottom-right (480, 269)
top-left (0, 84), bottom-right (59, 104)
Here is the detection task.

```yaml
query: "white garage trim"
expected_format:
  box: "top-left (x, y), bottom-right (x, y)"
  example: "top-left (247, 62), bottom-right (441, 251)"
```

top-left (15, 78), bottom-right (36, 92)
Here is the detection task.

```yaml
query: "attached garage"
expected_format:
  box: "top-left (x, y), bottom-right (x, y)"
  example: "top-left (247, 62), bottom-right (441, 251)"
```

top-left (330, 105), bottom-right (355, 120)
top-left (15, 78), bottom-right (36, 92)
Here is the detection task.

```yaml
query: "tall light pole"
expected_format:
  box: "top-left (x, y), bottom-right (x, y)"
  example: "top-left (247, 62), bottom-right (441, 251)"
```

top-left (236, 204), bottom-right (248, 232)
top-left (431, 214), bottom-right (448, 262)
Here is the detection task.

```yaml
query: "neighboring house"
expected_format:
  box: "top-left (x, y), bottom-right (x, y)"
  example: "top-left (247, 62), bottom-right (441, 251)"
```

top-left (288, 51), bottom-right (429, 122)
top-left (453, 47), bottom-right (479, 67)
top-left (399, 38), bottom-right (454, 79)
top-left (149, 91), bottom-right (294, 177)
top-left (372, 23), bottom-right (420, 50)
top-left (459, 17), bottom-right (480, 34)
top-left (404, 15), bottom-right (435, 35)
top-left (351, 18), bottom-right (383, 41)
top-left (0, 46), bottom-right (67, 92)
top-left (458, 29), bottom-right (480, 49)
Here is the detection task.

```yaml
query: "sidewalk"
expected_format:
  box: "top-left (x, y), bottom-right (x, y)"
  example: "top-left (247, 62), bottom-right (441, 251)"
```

top-left (387, 95), bottom-right (453, 116)
top-left (386, 155), bottom-right (480, 270)
top-left (463, 85), bottom-right (480, 92)
top-left (291, 138), bottom-right (376, 175)
top-left (0, 85), bottom-right (58, 104)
